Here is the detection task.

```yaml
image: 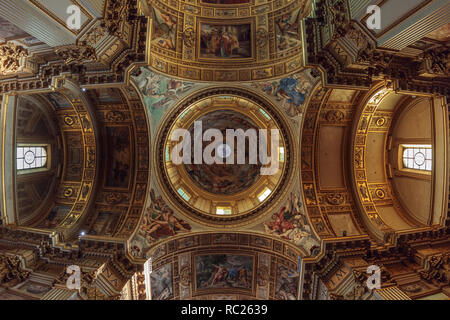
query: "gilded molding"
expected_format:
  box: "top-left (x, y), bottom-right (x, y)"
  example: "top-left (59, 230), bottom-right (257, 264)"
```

top-left (0, 43), bottom-right (28, 76)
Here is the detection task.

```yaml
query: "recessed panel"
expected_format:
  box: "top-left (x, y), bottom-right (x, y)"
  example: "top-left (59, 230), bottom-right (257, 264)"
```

top-left (318, 126), bottom-right (345, 189)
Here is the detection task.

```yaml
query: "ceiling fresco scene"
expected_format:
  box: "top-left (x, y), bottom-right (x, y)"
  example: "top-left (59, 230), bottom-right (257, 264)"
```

top-left (0, 0), bottom-right (448, 305)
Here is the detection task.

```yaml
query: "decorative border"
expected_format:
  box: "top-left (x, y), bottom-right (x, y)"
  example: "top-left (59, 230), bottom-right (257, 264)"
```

top-left (300, 84), bottom-right (369, 240)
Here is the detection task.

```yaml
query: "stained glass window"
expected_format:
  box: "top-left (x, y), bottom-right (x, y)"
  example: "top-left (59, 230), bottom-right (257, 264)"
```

top-left (17, 146), bottom-right (48, 171)
top-left (402, 145), bottom-right (432, 172)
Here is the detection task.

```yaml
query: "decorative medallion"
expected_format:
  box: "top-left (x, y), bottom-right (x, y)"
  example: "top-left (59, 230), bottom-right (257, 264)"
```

top-left (375, 117), bottom-right (386, 127)
top-left (63, 187), bottom-right (74, 197)
top-left (64, 116), bottom-right (75, 126)
top-left (375, 189), bottom-right (385, 199)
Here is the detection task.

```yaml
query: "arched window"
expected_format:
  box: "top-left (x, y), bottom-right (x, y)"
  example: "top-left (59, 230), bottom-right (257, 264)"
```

top-left (17, 146), bottom-right (48, 171)
top-left (401, 144), bottom-right (432, 172)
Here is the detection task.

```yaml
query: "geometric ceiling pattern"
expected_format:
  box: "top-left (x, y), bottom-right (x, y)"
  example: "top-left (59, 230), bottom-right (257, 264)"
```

top-left (0, 0), bottom-right (448, 302)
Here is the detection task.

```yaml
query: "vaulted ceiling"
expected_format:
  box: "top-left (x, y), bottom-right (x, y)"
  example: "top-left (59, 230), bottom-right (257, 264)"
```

top-left (0, 0), bottom-right (448, 301)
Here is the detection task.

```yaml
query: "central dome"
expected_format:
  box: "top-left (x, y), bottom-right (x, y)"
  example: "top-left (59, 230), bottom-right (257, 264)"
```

top-left (155, 87), bottom-right (295, 227)
top-left (185, 110), bottom-right (262, 195)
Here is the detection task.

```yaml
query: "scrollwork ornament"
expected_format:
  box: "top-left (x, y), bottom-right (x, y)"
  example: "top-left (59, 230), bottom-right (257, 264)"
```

top-left (64, 187), bottom-right (74, 197)
top-left (105, 192), bottom-right (123, 205)
top-left (326, 110), bottom-right (344, 122)
top-left (257, 265), bottom-right (269, 286)
top-left (55, 44), bottom-right (97, 65)
top-left (0, 42), bottom-right (28, 76)
top-left (182, 28), bottom-right (195, 48)
top-left (0, 255), bottom-right (29, 286)
top-left (180, 266), bottom-right (191, 286)
top-left (256, 28), bottom-right (268, 49)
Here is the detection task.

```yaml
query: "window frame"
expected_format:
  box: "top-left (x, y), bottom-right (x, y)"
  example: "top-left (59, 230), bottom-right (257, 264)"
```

top-left (177, 187), bottom-right (191, 202)
top-left (216, 206), bottom-right (232, 215)
top-left (399, 144), bottom-right (432, 175)
top-left (16, 143), bottom-right (51, 174)
top-left (257, 187), bottom-right (272, 202)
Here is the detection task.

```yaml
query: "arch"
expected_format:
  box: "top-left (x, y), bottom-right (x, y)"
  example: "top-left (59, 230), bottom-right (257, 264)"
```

top-left (14, 94), bottom-right (61, 226)
top-left (139, 231), bottom-right (305, 300)
top-left (300, 84), bottom-right (369, 242)
top-left (142, 0), bottom-right (312, 82)
top-left (349, 83), bottom-right (449, 243)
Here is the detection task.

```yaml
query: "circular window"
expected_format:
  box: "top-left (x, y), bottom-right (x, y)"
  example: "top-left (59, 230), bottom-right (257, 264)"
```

top-left (24, 151), bottom-right (36, 164)
top-left (414, 152), bottom-right (426, 166)
top-left (155, 88), bottom-right (295, 227)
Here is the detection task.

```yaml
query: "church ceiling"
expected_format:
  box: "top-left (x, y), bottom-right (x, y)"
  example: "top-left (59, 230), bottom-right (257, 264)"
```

top-left (155, 88), bottom-right (292, 226)
top-left (146, 232), bottom-right (303, 300)
top-left (145, 0), bottom-right (312, 81)
top-left (128, 66), bottom-right (323, 264)
top-left (0, 0), bottom-right (448, 302)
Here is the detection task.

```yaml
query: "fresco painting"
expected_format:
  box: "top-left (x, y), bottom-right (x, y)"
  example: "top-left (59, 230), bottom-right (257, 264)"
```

top-left (195, 254), bottom-right (253, 291)
top-left (152, 7), bottom-right (177, 51)
top-left (275, 8), bottom-right (302, 52)
top-left (130, 189), bottom-right (192, 259)
top-left (200, 24), bottom-right (251, 58)
top-left (132, 67), bottom-right (197, 135)
top-left (251, 69), bottom-right (316, 118)
top-left (185, 110), bottom-right (261, 195)
top-left (105, 126), bottom-right (131, 189)
top-left (151, 263), bottom-right (173, 300)
top-left (263, 193), bottom-right (320, 257)
top-left (275, 265), bottom-right (299, 300)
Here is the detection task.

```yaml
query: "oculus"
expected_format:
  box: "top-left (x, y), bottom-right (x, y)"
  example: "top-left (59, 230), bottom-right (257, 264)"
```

top-left (156, 88), bottom-right (295, 227)
top-left (170, 110), bottom-right (282, 195)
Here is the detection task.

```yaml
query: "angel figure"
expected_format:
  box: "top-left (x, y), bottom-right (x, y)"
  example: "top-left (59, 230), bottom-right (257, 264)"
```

top-left (152, 8), bottom-right (177, 50)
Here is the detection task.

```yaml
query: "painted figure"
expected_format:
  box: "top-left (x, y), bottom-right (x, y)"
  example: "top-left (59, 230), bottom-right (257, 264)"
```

top-left (251, 70), bottom-right (315, 118)
top-left (200, 24), bottom-right (251, 58)
top-left (140, 190), bottom-right (191, 241)
top-left (196, 255), bottom-right (253, 290)
top-left (152, 8), bottom-right (177, 50)
top-left (275, 9), bottom-right (302, 51)
top-left (264, 193), bottom-right (320, 256)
